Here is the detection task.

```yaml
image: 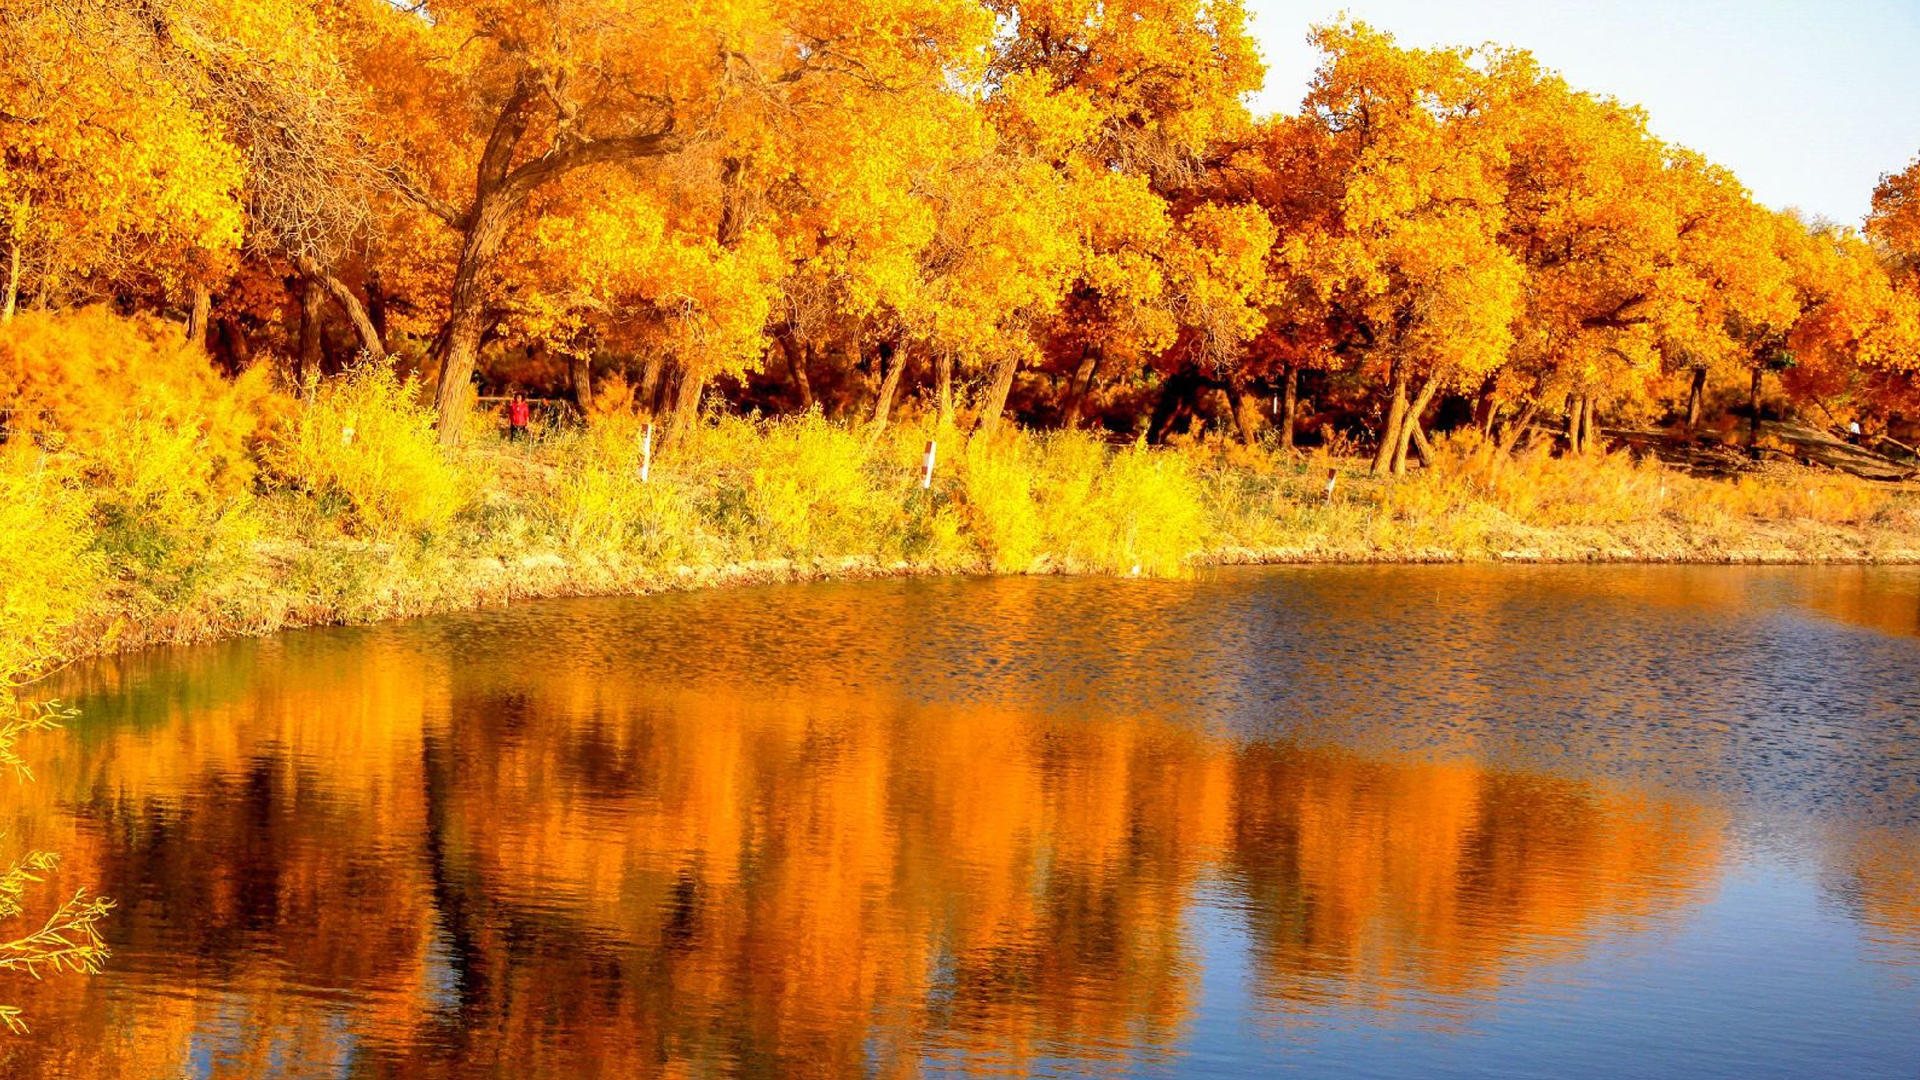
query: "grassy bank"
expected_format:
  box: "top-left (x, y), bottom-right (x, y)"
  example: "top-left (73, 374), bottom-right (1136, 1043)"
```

top-left (6, 359), bottom-right (1919, 662)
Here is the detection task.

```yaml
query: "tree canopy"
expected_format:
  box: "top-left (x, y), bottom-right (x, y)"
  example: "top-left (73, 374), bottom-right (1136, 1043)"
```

top-left (3, 4), bottom-right (1916, 458)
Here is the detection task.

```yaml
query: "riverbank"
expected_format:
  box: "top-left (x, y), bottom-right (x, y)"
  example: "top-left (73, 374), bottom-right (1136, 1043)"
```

top-left (6, 347), bottom-right (1920, 672)
top-left (43, 437), bottom-right (1920, 659)
top-left (6, 362), bottom-right (1918, 663)
top-left (80, 530), bottom-right (1920, 659)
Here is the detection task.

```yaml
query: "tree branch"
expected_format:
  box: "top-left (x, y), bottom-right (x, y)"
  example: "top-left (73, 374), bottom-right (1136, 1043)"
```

top-left (385, 165), bottom-right (468, 230)
top-left (293, 254), bottom-right (385, 360)
top-left (500, 124), bottom-right (681, 202)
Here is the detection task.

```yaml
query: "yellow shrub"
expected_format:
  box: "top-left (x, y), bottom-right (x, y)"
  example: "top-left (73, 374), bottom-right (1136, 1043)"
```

top-left (960, 435), bottom-right (1044, 571)
top-left (882, 420), bottom-right (972, 568)
top-left (740, 413), bottom-right (894, 558)
top-left (959, 429), bottom-right (1205, 575)
top-left (538, 413), bottom-right (710, 559)
top-left (0, 308), bottom-right (280, 495)
top-left (0, 448), bottom-right (99, 682)
top-left (1387, 437), bottom-right (1668, 529)
top-left (1031, 431), bottom-right (1105, 562)
top-left (264, 361), bottom-right (470, 538)
top-left (83, 409), bottom-right (260, 608)
top-left (1684, 473), bottom-right (1893, 525)
top-left (1095, 440), bottom-right (1205, 576)
top-left (0, 309), bottom-right (281, 613)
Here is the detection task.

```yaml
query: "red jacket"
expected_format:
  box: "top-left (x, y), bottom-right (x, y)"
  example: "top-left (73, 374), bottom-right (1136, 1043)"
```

top-left (509, 399), bottom-right (531, 426)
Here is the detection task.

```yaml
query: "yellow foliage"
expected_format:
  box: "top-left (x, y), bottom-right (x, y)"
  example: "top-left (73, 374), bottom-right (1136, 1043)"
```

top-left (1682, 472), bottom-right (1894, 527)
top-left (0, 0), bottom-right (245, 300)
top-left (1272, 22), bottom-right (1523, 397)
top-left (263, 362), bottom-right (470, 539)
top-left (960, 437), bottom-right (1045, 571)
top-left (0, 308), bottom-right (279, 497)
top-left (83, 409), bottom-right (262, 609)
top-left (960, 430), bottom-right (1205, 575)
top-left (677, 413), bottom-right (900, 559)
top-left (1385, 436), bottom-right (1670, 529)
top-left (0, 447), bottom-right (98, 683)
top-left (0, 310), bottom-right (274, 608)
top-left (537, 412), bottom-right (710, 560)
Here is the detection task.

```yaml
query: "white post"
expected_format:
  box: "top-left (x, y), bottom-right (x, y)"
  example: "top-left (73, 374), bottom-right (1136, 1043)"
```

top-left (1323, 467), bottom-right (1337, 503)
top-left (640, 422), bottom-right (653, 484)
top-left (921, 439), bottom-right (937, 490)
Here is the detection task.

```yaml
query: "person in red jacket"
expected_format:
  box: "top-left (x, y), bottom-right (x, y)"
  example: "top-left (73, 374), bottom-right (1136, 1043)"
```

top-left (508, 391), bottom-right (531, 442)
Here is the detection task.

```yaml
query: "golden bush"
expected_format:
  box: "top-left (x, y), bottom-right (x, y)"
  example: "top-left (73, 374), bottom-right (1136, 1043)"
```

top-left (263, 361), bottom-right (471, 538)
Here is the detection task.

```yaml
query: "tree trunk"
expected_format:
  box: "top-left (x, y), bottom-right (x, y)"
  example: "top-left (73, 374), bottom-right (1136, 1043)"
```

top-left (1148, 367), bottom-right (1203, 444)
top-left (637, 352), bottom-right (667, 418)
top-left (868, 340), bottom-right (908, 440)
top-left (1685, 366), bottom-right (1707, 431)
top-left (30, 256), bottom-right (52, 310)
top-left (298, 277), bottom-right (325, 391)
top-left (218, 316), bottom-right (252, 375)
top-left (321, 319), bottom-right (344, 377)
top-left (1473, 397), bottom-right (1500, 467)
top-left (936, 350), bottom-right (954, 429)
top-left (778, 331), bottom-right (814, 412)
top-left (793, 342), bottom-right (816, 412)
top-left (432, 194), bottom-right (520, 441)
top-left (1063, 347), bottom-right (1100, 428)
top-left (974, 353), bottom-right (1019, 439)
top-left (1371, 362), bottom-right (1409, 475)
top-left (366, 270), bottom-right (387, 344)
top-left (570, 352), bottom-right (594, 415)
top-left (1390, 373), bottom-right (1440, 475)
top-left (1497, 399), bottom-right (1541, 455)
top-left (295, 256), bottom-right (384, 361)
top-left (1474, 378), bottom-right (1498, 440)
top-left (1224, 373), bottom-right (1260, 447)
top-left (3, 241), bottom-right (21, 323)
top-left (1409, 418), bottom-right (1435, 466)
top-left (1748, 367), bottom-right (1763, 452)
top-left (665, 359), bottom-right (707, 449)
top-left (1279, 364), bottom-right (1298, 452)
top-left (186, 283), bottom-right (211, 349)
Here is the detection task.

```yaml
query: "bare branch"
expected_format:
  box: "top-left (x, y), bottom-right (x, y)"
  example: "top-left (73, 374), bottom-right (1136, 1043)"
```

top-left (385, 165), bottom-right (468, 230)
top-left (500, 123), bottom-right (682, 201)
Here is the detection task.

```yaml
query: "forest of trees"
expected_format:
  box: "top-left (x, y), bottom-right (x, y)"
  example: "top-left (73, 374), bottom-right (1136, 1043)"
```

top-left (3, 0), bottom-right (1920, 470)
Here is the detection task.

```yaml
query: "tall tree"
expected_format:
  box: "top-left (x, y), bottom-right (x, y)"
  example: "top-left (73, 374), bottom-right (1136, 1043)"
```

top-left (1274, 23), bottom-right (1522, 474)
top-left (348, 0), bottom-right (989, 441)
top-left (0, 0), bottom-right (245, 319)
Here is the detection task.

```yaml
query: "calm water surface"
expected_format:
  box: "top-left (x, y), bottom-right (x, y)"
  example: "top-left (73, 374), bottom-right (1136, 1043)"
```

top-left (5, 566), bottom-right (1920, 1078)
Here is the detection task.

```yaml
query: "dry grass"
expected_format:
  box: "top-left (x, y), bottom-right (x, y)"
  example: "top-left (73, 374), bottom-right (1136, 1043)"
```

top-left (2, 360), bottom-right (1914, 659)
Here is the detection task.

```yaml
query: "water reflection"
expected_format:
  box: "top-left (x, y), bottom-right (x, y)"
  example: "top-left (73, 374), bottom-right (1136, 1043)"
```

top-left (2, 567), bottom-right (1918, 1077)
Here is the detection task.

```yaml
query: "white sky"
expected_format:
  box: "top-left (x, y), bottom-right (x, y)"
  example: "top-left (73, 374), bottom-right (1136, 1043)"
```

top-left (1240, 0), bottom-right (1920, 226)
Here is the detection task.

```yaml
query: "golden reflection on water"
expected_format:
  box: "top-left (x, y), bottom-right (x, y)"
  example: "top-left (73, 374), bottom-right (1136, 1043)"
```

top-left (1, 568), bottom-right (1917, 1077)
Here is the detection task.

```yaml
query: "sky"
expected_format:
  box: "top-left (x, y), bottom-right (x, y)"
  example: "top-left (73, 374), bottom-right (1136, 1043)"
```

top-left (1240, 0), bottom-right (1920, 227)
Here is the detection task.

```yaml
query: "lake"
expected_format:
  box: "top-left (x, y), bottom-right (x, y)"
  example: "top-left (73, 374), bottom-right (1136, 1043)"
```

top-left (3, 566), bottom-right (1918, 1078)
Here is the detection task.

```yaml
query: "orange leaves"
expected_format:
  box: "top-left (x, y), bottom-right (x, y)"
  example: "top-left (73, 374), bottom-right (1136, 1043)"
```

top-left (1270, 23), bottom-right (1521, 391)
top-left (1160, 202), bottom-right (1276, 363)
top-left (4, 0), bottom-right (1914, 439)
top-left (1869, 156), bottom-right (1920, 279)
top-left (1782, 223), bottom-right (1920, 410)
top-left (1862, 154), bottom-right (1920, 408)
top-left (0, 308), bottom-right (282, 497)
top-left (992, 0), bottom-right (1263, 170)
top-left (0, 2), bottom-right (246, 301)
